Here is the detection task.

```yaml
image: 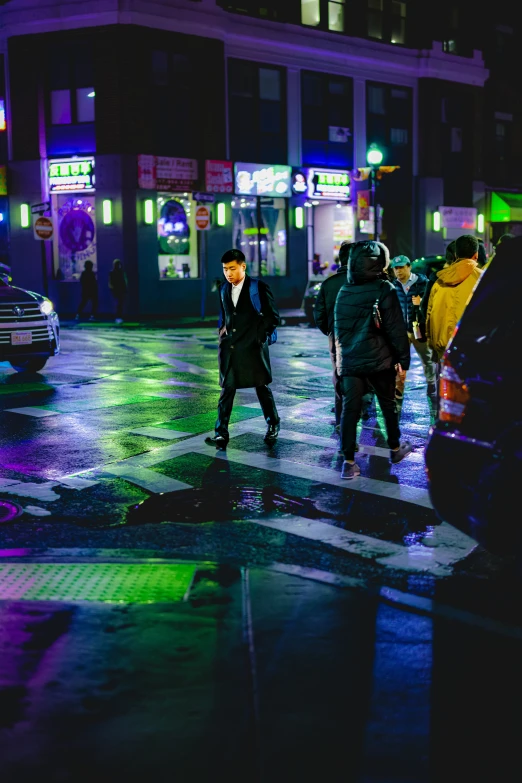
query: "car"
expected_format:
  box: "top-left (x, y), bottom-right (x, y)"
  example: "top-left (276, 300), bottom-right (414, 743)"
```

top-left (424, 236), bottom-right (521, 555)
top-left (0, 274), bottom-right (60, 372)
top-left (302, 281), bottom-right (322, 326)
top-left (411, 254), bottom-right (446, 277)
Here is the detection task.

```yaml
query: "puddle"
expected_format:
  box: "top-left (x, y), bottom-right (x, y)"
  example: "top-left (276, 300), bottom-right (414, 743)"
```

top-left (126, 485), bottom-right (332, 526)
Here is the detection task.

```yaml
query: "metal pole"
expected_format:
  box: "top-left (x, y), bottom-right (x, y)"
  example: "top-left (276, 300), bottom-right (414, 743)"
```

top-left (200, 229), bottom-right (207, 321)
top-left (370, 168), bottom-right (376, 240)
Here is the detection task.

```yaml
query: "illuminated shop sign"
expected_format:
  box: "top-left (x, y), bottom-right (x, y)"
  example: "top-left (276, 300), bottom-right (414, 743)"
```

top-left (49, 157), bottom-right (95, 193)
top-left (291, 170), bottom-right (308, 195)
top-left (0, 99), bottom-right (6, 132)
top-left (308, 168), bottom-right (350, 200)
top-left (235, 163), bottom-right (291, 197)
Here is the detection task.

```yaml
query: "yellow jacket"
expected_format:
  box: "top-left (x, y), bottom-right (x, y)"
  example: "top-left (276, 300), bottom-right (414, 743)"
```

top-left (426, 259), bottom-right (482, 360)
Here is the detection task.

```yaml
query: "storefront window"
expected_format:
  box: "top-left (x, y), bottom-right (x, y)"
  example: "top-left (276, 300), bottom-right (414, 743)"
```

top-left (52, 195), bottom-right (97, 281)
top-left (232, 197), bottom-right (287, 277)
top-left (157, 194), bottom-right (199, 279)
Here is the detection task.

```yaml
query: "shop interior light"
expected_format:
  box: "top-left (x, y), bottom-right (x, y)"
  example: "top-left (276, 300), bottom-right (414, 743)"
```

top-left (295, 206), bottom-right (304, 229)
top-left (433, 211), bottom-right (441, 232)
top-left (20, 203), bottom-right (30, 228)
top-left (102, 199), bottom-right (113, 225)
top-left (304, 201), bottom-right (312, 208)
top-left (144, 199), bottom-right (154, 225)
top-left (312, 200), bottom-right (320, 206)
top-left (359, 219), bottom-right (365, 229)
top-left (336, 202), bottom-right (342, 208)
top-left (0, 213), bottom-right (3, 222)
top-left (87, 91), bottom-right (95, 98)
top-left (217, 203), bottom-right (226, 226)
top-left (477, 213), bottom-right (485, 233)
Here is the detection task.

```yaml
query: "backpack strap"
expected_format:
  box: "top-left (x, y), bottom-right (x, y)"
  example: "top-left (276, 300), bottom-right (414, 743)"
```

top-left (249, 277), bottom-right (262, 314)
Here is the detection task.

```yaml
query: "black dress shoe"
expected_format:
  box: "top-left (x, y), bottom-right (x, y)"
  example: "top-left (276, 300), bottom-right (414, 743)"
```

top-left (205, 435), bottom-right (228, 448)
top-left (264, 423), bottom-right (280, 443)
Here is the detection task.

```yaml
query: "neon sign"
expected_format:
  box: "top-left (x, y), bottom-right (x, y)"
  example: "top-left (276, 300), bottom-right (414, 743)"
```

top-left (0, 99), bottom-right (5, 132)
top-left (235, 163), bottom-right (291, 197)
top-left (308, 168), bottom-right (350, 200)
top-left (48, 157), bottom-right (95, 193)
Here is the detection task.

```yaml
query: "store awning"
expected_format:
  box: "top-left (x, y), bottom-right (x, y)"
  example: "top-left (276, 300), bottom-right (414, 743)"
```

top-left (490, 191), bottom-right (522, 222)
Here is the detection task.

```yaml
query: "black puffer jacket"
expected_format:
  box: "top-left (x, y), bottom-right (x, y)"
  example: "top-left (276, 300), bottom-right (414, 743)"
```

top-left (334, 241), bottom-right (410, 376)
top-left (313, 266), bottom-right (347, 335)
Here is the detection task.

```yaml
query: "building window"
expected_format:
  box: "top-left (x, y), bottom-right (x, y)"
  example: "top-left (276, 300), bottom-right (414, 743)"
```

top-left (443, 39), bottom-right (457, 53)
top-left (51, 90), bottom-right (72, 125)
top-left (232, 196), bottom-right (287, 277)
top-left (76, 87), bottom-right (95, 123)
top-left (302, 0), bottom-right (321, 26)
top-left (328, 0), bottom-right (345, 32)
top-left (158, 194), bottom-right (199, 280)
top-left (390, 127), bottom-right (408, 145)
top-left (495, 122), bottom-right (506, 161)
top-left (368, 0), bottom-right (383, 39)
top-left (451, 127), bottom-right (462, 153)
top-left (391, 1), bottom-right (406, 44)
top-left (151, 51), bottom-right (169, 86)
top-left (229, 60), bottom-right (287, 164)
top-left (302, 71), bottom-right (353, 167)
top-left (368, 85), bottom-right (385, 115)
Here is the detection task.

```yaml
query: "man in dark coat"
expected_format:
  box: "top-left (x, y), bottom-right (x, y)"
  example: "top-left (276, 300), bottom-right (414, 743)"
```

top-left (390, 254), bottom-right (436, 404)
top-left (205, 249), bottom-right (281, 448)
top-left (75, 260), bottom-right (98, 321)
top-left (334, 240), bottom-right (412, 479)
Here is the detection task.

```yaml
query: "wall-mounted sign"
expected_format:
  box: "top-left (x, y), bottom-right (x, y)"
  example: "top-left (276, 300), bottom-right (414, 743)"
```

top-left (49, 158), bottom-right (95, 193)
top-left (235, 163), bottom-right (291, 198)
top-left (438, 205), bottom-right (477, 230)
top-left (357, 190), bottom-right (370, 221)
top-left (0, 165), bottom-right (7, 196)
top-left (193, 191), bottom-right (215, 204)
top-left (328, 126), bottom-right (351, 143)
top-left (0, 99), bottom-right (6, 132)
top-left (205, 160), bottom-right (233, 193)
top-left (308, 168), bottom-right (350, 201)
top-left (137, 155), bottom-right (198, 191)
top-left (291, 169), bottom-right (308, 195)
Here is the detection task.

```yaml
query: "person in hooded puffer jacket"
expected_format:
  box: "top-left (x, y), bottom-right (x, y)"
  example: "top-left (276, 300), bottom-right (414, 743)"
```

top-left (334, 240), bottom-right (413, 480)
top-left (426, 234), bottom-right (483, 363)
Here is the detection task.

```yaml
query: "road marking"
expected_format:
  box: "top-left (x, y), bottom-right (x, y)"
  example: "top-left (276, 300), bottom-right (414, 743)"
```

top-left (5, 407), bottom-right (60, 417)
top-left (129, 427), bottom-right (193, 440)
top-left (198, 444), bottom-right (432, 508)
top-left (100, 465), bottom-right (192, 493)
top-left (0, 478), bottom-right (61, 502)
top-left (157, 355), bottom-right (217, 375)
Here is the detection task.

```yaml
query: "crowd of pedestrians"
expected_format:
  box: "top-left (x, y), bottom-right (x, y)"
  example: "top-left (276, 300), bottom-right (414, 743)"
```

top-left (313, 234), bottom-right (485, 479)
top-left (191, 235), bottom-right (489, 482)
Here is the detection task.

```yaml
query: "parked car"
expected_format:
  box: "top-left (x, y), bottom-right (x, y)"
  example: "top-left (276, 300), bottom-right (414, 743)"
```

top-left (425, 237), bottom-right (521, 554)
top-left (0, 274), bottom-right (60, 372)
top-left (411, 254), bottom-right (446, 277)
top-left (303, 282), bottom-right (322, 326)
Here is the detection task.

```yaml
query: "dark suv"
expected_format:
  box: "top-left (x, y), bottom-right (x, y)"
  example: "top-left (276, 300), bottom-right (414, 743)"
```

top-left (425, 237), bottom-right (521, 554)
top-left (0, 274), bottom-right (60, 372)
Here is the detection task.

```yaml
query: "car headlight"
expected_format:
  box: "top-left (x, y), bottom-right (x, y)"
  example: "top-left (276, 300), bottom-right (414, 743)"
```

top-left (39, 299), bottom-right (54, 316)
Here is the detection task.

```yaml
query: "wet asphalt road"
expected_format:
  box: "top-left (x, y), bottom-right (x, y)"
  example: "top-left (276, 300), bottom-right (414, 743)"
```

top-left (1, 324), bottom-right (522, 781)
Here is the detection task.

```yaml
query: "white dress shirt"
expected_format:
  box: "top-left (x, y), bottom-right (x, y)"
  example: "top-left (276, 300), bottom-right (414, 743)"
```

top-left (231, 277), bottom-right (246, 307)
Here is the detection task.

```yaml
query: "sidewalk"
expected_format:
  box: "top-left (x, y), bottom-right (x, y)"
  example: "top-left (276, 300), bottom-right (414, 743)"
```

top-left (61, 308), bottom-right (311, 330)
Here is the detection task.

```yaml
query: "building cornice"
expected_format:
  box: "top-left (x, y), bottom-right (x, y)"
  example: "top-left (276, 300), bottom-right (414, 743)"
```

top-left (0, 0), bottom-right (489, 87)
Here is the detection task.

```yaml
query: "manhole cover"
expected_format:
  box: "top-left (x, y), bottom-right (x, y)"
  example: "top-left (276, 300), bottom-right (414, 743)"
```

top-left (0, 500), bottom-right (23, 524)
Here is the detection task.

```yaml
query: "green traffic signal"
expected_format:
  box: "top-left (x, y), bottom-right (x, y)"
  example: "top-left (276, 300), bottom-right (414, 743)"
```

top-left (367, 145), bottom-right (384, 166)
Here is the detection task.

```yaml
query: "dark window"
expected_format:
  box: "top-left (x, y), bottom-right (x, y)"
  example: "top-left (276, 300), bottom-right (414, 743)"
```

top-left (367, 0), bottom-right (384, 39)
top-left (302, 71), bottom-right (353, 167)
top-left (47, 44), bottom-right (95, 125)
top-left (228, 59), bottom-right (287, 164)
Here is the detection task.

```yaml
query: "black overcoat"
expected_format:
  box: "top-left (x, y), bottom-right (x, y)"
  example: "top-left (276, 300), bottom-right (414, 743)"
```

top-left (218, 276), bottom-right (280, 389)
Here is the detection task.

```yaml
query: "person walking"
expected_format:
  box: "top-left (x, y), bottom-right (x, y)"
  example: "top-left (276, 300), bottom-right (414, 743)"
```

top-left (334, 240), bottom-right (413, 479)
top-left (109, 259), bottom-right (128, 324)
top-left (426, 234), bottom-right (482, 363)
top-left (75, 260), bottom-right (98, 321)
top-left (313, 242), bottom-right (352, 429)
top-left (390, 255), bottom-right (436, 406)
top-left (205, 249), bottom-right (281, 449)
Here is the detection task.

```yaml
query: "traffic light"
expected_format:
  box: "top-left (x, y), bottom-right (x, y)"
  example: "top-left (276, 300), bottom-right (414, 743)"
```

top-left (367, 145), bottom-right (384, 166)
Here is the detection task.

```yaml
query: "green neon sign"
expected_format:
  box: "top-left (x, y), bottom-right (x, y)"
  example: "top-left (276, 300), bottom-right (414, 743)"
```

top-left (49, 157), bottom-right (95, 193)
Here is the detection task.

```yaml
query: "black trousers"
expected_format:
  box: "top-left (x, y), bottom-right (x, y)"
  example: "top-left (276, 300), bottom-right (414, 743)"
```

top-left (77, 293), bottom-right (98, 316)
top-left (340, 368), bottom-right (401, 460)
top-left (215, 384), bottom-right (279, 438)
